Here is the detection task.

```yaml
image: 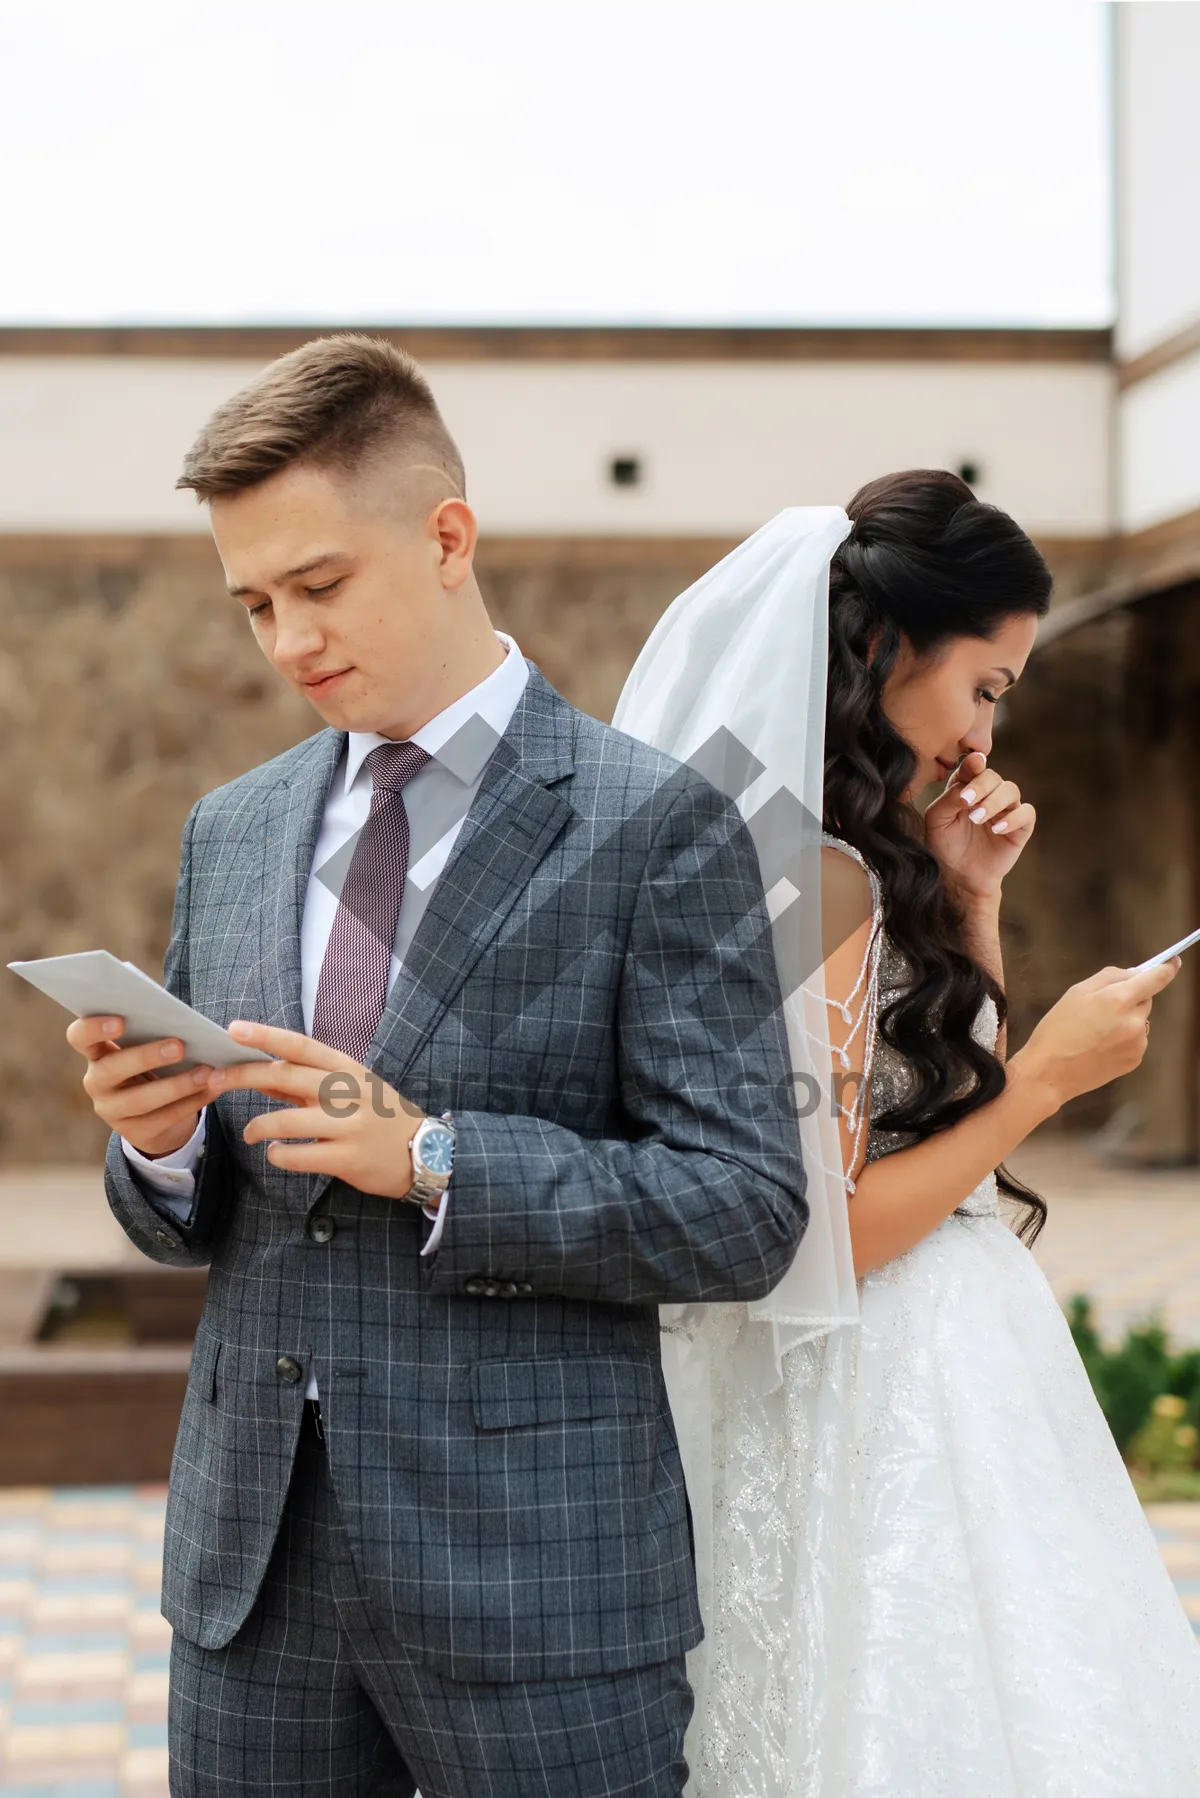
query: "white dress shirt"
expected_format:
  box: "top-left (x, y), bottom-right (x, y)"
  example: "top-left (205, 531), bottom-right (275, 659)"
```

top-left (122, 633), bottom-right (529, 1395)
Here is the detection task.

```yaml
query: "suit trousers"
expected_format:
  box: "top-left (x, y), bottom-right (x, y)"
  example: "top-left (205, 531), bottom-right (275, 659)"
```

top-left (168, 1406), bottom-right (694, 1798)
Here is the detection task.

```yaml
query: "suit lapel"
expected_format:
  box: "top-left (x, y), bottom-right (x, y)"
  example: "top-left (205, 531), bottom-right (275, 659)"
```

top-left (253, 729), bottom-right (346, 1032)
top-left (247, 673), bottom-right (574, 1210)
top-left (366, 666), bottom-right (577, 1088)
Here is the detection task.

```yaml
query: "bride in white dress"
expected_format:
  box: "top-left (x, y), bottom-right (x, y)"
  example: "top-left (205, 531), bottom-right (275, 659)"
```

top-left (613, 471), bottom-right (1200, 1796)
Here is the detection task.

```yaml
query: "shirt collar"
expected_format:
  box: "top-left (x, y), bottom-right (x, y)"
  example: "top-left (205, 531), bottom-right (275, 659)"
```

top-left (343, 631), bottom-right (529, 795)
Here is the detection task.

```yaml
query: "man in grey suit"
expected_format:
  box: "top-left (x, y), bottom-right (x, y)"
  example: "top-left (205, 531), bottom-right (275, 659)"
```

top-left (70, 335), bottom-right (807, 1797)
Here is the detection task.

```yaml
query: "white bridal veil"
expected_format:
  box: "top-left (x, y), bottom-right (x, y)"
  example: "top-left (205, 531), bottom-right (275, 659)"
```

top-left (611, 506), bottom-right (860, 1737)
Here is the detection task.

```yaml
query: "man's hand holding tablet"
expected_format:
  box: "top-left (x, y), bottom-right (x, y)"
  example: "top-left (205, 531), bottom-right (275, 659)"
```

top-left (67, 1012), bottom-right (223, 1158)
top-left (8, 950), bottom-right (273, 1160)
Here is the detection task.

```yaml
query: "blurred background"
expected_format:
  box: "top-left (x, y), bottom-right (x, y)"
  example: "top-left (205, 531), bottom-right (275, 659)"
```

top-left (1, 3), bottom-right (1199, 1790)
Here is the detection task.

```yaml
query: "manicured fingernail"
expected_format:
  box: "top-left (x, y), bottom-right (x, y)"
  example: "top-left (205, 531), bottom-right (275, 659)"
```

top-left (961, 788), bottom-right (977, 804)
top-left (104, 1018), bottom-right (120, 1032)
top-left (160, 1041), bottom-right (181, 1059)
top-left (208, 1070), bottom-right (225, 1087)
top-left (969, 806), bottom-right (986, 823)
top-left (991, 820), bottom-right (1008, 833)
top-left (192, 1067), bottom-right (210, 1084)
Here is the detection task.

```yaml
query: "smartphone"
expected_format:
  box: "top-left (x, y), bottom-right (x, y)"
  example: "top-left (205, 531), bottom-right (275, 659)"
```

top-left (1132, 926), bottom-right (1200, 974)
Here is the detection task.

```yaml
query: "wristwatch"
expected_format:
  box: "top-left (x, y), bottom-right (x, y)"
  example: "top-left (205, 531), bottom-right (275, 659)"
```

top-left (406, 1110), bottom-right (456, 1207)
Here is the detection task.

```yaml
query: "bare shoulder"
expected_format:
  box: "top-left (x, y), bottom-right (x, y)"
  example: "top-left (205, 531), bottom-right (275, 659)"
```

top-left (821, 838), bottom-right (873, 892)
top-left (821, 841), bottom-right (877, 968)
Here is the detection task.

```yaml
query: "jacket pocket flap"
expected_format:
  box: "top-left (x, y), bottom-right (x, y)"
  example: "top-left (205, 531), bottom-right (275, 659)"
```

top-left (471, 1355), bottom-right (655, 1431)
top-left (188, 1330), bottom-right (220, 1403)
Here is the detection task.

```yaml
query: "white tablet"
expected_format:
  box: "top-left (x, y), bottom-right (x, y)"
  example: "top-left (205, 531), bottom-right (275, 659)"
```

top-left (8, 950), bottom-right (274, 1075)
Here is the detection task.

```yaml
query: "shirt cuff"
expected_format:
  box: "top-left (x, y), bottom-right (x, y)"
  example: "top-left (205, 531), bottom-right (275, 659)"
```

top-left (120, 1110), bottom-right (207, 1217)
top-left (420, 1188), bottom-right (450, 1256)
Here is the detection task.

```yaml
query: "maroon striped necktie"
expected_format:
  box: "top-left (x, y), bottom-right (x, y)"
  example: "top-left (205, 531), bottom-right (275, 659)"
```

top-left (312, 739), bottom-right (432, 1062)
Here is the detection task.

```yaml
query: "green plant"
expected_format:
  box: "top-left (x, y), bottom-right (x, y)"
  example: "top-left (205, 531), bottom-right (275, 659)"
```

top-left (1166, 1347), bottom-right (1200, 1433)
top-left (1067, 1296), bottom-right (1200, 1477)
top-left (1128, 1394), bottom-right (1199, 1475)
top-left (1129, 1468), bottom-right (1200, 1503)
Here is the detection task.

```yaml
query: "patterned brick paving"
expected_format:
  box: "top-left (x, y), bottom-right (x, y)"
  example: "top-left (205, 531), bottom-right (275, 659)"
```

top-left (0, 1481), bottom-right (1197, 1794)
top-left (1018, 1137), bottom-right (1200, 1347)
top-left (1151, 1506), bottom-right (1200, 1636)
top-left (2, 1139), bottom-right (1199, 1789)
top-left (0, 1487), bottom-right (169, 1797)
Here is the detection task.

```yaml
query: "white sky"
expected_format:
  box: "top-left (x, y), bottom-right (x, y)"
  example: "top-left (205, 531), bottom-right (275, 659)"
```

top-left (0, 0), bottom-right (1113, 327)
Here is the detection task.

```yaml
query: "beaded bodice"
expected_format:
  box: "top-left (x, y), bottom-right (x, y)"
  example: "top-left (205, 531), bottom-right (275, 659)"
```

top-left (823, 833), bottom-right (999, 1221)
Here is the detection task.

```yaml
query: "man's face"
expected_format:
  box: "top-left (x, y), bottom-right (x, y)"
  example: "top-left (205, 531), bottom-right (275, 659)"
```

top-left (210, 459), bottom-right (471, 739)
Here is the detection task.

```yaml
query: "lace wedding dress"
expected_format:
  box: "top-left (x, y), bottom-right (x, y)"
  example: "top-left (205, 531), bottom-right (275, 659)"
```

top-left (682, 838), bottom-right (1200, 1798)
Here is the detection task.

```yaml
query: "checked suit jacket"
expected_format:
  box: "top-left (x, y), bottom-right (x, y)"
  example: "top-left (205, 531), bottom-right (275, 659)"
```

top-left (104, 662), bottom-right (808, 1684)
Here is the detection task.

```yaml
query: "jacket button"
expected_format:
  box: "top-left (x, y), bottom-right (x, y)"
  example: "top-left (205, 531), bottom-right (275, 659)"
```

top-left (153, 1229), bottom-right (173, 1246)
top-left (306, 1215), bottom-right (336, 1244)
top-left (464, 1279), bottom-right (485, 1297)
top-left (517, 1283), bottom-right (533, 1296)
top-left (276, 1355), bottom-right (303, 1383)
top-left (482, 1280), bottom-right (500, 1298)
top-left (499, 1282), bottom-right (518, 1298)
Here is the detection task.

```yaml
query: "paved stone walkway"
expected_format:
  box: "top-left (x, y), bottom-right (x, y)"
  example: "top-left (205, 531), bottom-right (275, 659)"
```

top-left (3, 1136), bottom-right (1200, 1790)
top-left (2, 1483), bottom-right (1199, 1794)
top-left (1152, 1506), bottom-right (1200, 1635)
top-left (0, 1487), bottom-right (169, 1796)
top-left (1017, 1136), bottom-right (1200, 1346)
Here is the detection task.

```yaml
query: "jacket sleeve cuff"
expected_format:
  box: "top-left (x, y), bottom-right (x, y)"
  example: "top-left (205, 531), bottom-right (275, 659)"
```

top-left (120, 1111), bottom-right (207, 1215)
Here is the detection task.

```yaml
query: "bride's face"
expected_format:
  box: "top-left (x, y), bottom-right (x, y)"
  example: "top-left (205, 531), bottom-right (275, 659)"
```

top-left (882, 610), bottom-right (1039, 799)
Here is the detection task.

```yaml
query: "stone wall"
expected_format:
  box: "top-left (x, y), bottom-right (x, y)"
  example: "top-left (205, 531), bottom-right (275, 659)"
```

top-left (0, 536), bottom-right (710, 1165)
top-left (997, 585), bottom-right (1200, 1156)
top-left (1, 541), bottom-right (308, 1164)
top-left (2, 533), bottom-right (1191, 1166)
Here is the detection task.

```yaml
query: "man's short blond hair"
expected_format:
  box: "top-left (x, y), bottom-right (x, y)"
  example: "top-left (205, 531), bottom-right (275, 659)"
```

top-left (177, 333), bottom-right (465, 501)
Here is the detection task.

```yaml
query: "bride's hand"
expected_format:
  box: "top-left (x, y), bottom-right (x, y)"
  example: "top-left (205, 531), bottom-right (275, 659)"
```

top-left (923, 751), bottom-right (1034, 904)
top-left (1011, 959), bottom-right (1179, 1110)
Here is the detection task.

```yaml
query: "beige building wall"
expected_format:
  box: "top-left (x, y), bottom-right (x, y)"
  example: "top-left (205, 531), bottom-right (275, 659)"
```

top-left (1120, 353), bottom-right (1200, 533)
top-left (1115, 2), bottom-right (1200, 534)
top-left (1050, 4), bottom-right (1200, 1160)
top-left (0, 346), bottom-right (1112, 539)
top-left (1115, 2), bottom-right (1200, 362)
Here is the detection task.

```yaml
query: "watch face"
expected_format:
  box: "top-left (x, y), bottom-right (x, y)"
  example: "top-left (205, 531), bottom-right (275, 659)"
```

top-left (418, 1124), bottom-right (455, 1177)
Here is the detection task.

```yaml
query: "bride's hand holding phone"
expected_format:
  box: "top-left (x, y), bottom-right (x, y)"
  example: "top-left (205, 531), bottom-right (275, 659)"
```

top-left (1011, 958), bottom-right (1180, 1109)
top-left (923, 750), bottom-right (1035, 905)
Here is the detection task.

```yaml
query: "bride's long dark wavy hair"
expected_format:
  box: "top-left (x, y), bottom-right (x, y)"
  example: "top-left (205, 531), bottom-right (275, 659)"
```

top-left (824, 470), bottom-right (1052, 1243)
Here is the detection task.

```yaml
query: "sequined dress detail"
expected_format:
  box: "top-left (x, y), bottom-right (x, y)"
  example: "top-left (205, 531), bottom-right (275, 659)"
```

top-left (684, 837), bottom-right (1200, 1796)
